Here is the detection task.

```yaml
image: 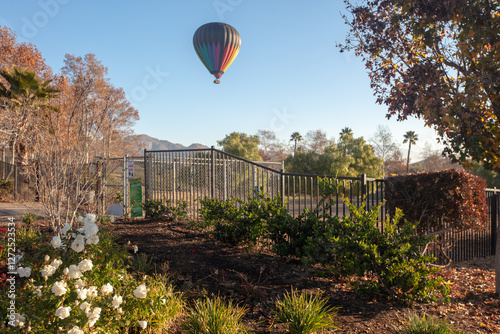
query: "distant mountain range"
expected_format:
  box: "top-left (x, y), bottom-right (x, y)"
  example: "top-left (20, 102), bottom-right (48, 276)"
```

top-left (128, 134), bottom-right (209, 155)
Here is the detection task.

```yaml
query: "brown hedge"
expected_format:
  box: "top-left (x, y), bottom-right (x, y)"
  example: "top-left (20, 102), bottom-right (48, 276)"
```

top-left (385, 169), bottom-right (487, 232)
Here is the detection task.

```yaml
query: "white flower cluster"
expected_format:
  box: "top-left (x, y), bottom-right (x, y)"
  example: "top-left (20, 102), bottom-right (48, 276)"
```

top-left (10, 212), bottom-right (153, 332)
top-left (41, 258), bottom-right (63, 280)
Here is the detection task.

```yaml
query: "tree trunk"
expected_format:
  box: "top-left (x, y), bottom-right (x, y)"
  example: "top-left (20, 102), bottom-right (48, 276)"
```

top-left (406, 142), bottom-right (411, 174)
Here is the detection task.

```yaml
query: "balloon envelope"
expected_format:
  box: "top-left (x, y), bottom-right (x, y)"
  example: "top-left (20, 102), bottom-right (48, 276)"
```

top-left (193, 22), bottom-right (241, 83)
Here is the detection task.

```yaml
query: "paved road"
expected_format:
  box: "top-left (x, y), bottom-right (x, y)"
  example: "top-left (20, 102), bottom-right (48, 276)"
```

top-left (0, 201), bottom-right (44, 219)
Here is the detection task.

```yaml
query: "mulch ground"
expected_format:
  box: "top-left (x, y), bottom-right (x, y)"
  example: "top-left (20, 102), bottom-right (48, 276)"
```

top-left (108, 217), bottom-right (500, 334)
top-left (1, 214), bottom-right (499, 333)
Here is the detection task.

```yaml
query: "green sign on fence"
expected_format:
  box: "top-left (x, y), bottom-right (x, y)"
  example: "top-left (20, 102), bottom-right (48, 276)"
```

top-left (130, 178), bottom-right (143, 218)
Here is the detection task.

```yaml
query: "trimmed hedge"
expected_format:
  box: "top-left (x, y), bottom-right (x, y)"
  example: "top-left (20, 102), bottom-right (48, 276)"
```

top-left (385, 169), bottom-right (487, 232)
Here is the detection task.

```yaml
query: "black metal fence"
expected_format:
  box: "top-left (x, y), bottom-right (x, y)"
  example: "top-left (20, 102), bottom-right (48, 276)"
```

top-left (0, 152), bottom-right (31, 201)
top-left (144, 147), bottom-right (385, 220)
top-left (143, 148), bottom-right (499, 264)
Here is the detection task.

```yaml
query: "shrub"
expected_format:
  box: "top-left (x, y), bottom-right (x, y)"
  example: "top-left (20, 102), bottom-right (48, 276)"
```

top-left (385, 170), bottom-right (487, 233)
top-left (323, 200), bottom-right (450, 305)
top-left (22, 212), bottom-right (39, 226)
top-left (141, 198), bottom-right (188, 222)
top-left (0, 179), bottom-right (12, 200)
top-left (274, 289), bottom-right (338, 334)
top-left (199, 189), bottom-right (285, 247)
top-left (0, 213), bottom-right (184, 333)
top-left (267, 178), bottom-right (340, 259)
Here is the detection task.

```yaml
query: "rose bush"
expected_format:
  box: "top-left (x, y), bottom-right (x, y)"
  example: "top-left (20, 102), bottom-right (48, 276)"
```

top-left (0, 213), bottom-right (184, 333)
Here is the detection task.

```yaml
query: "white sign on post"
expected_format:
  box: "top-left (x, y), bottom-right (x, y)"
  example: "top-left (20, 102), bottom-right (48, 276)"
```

top-left (128, 160), bottom-right (134, 178)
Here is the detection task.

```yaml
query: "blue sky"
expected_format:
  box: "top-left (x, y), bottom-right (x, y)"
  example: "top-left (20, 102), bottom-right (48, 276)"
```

top-left (1, 0), bottom-right (444, 160)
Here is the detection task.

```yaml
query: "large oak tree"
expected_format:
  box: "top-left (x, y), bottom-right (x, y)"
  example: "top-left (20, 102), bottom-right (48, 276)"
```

top-left (339, 0), bottom-right (500, 169)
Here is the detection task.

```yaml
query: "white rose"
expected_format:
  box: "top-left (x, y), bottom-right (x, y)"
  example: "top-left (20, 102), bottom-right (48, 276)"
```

top-left (77, 216), bottom-right (84, 223)
top-left (100, 283), bottom-right (113, 296)
top-left (83, 213), bottom-right (97, 224)
top-left (78, 259), bottom-right (93, 272)
top-left (41, 265), bottom-right (56, 279)
top-left (138, 320), bottom-right (147, 329)
top-left (133, 245), bottom-right (138, 254)
top-left (87, 286), bottom-right (98, 298)
top-left (110, 216), bottom-right (115, 223)
top-left (17, 266), bottom-right (31, 278)
top-left (74, 278), bottom-right (85, 289)
top-left (55, 306), bottom-right (71, 319)
top-left (77, 288), bottom-right (88, 300)
top-left (51, 259), bottom-right (63, 269)
top-left (44, 255), bottom-right (50, 262)
top-left (68, 265), bottom-right (82, 279)
top-left (51, 280), bottom-right (68, 296)
top-left (86, 234), bottom-right (99, 245)
top-left (86, 307), bottom-right (101, 328)
top-left (133, 284), bottom-right (149, 299)
top-left (111, 295), bottom-right (123, 308)
top-left (71, 235), bottom-right (85, 253)
top-left (83, 222), bottom-right (99, 237)
top-left (51, 236), bottom-right (62, 249)
top-left (68, 326), bottom-right (84, 334)
top-left (79, 301), bottom-right (91, 311)
top-left (61, 223), bottom-right (72, 234)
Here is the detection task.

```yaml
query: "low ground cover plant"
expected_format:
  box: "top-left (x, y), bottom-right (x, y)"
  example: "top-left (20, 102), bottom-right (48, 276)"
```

top-left (399, 313), bottom-right (463, 334)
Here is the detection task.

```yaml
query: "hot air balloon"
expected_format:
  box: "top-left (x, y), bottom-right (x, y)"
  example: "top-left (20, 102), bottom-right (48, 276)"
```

top-left (193, 22), bottom-right (241, 84)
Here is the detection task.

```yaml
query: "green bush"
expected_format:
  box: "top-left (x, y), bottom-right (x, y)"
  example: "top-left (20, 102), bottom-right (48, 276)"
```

top-left (22, 212), bottom-right (39, 226)
top-left (267, 178), bottom-right (340, 260)
top-left (141, 198), bottom-right (188, 222)
top-left (323, 201), bottom-right (450, 305)
top-left (199, 189), bottom-right (285, 247)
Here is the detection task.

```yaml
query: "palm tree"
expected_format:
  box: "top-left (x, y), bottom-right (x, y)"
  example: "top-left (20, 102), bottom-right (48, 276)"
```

top-left (403, 131), bottom-right (418, 174)
top-left (0, 66), bottom-right (58, 166)
top-left (339, 127), bottom-right (353, 139)
top-left (290, 132), bottom-right (302, 155)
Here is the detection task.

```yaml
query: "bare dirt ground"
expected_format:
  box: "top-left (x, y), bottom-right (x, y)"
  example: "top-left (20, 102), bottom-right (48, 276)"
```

top-left (109, 217), bottom-right (500, 334)
top-left (1, 212), bottom-right (498, 333)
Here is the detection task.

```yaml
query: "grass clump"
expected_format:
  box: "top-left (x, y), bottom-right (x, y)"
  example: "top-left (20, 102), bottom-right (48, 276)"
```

top-left (400, 314), bottom-right (463, 334)
top-left (274, 289), bottom-right (338, 334)
top-left (183, 296), bottom-right (247, 334)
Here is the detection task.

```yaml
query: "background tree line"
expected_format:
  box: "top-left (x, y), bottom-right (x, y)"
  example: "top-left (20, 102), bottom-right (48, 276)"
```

top-left (218, 126), bottom-right (484, 181)
top-left (0, 25), bottom-right (139, 226)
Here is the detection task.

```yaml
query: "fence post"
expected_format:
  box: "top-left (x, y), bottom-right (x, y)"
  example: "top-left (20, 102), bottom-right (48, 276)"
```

top-left (14, 165), bottom-right (18, 201)
top-left (360, 173), bottom-right (367, 210)
top-left (143, 149), bottom-right (148, 201)
top-left (492, 190), bottom-right (498, 255)
top-left (211, 146), bottom-right (215, 199)
top-left (1, 147), bottom-right (4, 180)
top-left (280, 167), bottom-right (285, 208)
top-left (123, 155), bottom-right (128, 216)
top-left (223, 160), bottom-right (227, 201)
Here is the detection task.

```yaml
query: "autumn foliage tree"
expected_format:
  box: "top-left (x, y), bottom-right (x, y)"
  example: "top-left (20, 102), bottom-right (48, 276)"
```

top-left (0, 25), bottom-right (139, 227)
top-left (339, 0), bottom-right (500, 170)
top-left (339, 0), bottom-right (500, 293)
